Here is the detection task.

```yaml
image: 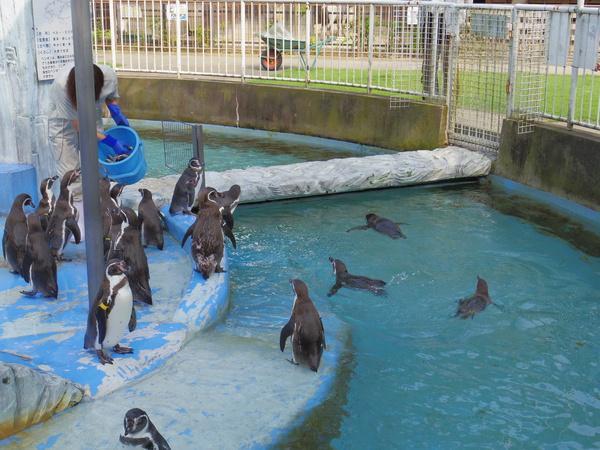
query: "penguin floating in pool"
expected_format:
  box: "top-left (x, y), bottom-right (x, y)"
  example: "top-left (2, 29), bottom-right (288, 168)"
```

top-left (455, 276), bottom-right (493, 320)
top-left (35, 175), bottom-right (58, 231)
top-left (347, 213), bottom-right (406, 240)
top-left (280, 279), bottom-right (326, 372)
top-left (20, 213), bottom-right (58, 299)
top-left (47, 169), bottom-right (81, 261)
top-left (84, 259), bottom-right (136, 365)
top-left (182, 188), bottom-right (225, 279)
top-left (138, 188), bottom-right (167, 250)
top-left (3, 193), bottom-right (35, 275)
top-left (120, 408), bottom-right (171, 450)
top-left (169, 158), bottom-right (203, 215)
top-left (327, 257), bottom-right (386, 297)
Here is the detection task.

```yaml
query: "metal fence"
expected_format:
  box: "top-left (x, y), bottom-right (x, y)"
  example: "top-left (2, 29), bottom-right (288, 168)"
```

top-left (91, 0), bottom-right (600, 152)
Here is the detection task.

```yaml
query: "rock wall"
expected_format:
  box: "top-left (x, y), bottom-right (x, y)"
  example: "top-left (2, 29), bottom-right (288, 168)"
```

top-left (0, 363), bottom-right (84, 440)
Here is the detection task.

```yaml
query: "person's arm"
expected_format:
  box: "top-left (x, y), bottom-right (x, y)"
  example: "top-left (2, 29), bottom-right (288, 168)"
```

top-left (105, 98), bottom-right (129, 127)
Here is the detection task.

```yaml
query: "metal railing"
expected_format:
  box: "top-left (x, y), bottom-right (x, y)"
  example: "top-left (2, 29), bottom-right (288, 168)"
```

top-left (91, 0), bottom-right (600, 151)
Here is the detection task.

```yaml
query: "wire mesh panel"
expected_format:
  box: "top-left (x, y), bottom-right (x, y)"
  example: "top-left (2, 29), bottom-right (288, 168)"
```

top-left (448, 7), bottom-right (511, 152)
top-left (162, 120), bottom-right (194, 173)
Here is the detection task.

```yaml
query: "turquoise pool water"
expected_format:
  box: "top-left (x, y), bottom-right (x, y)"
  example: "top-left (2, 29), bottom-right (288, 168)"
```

top-left (227, 182), bottom-right (600, 448)
top-left (131, 120), bottom-right (397, 178)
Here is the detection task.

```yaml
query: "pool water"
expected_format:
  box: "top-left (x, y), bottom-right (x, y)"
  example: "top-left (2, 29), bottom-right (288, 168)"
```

top-left (4, 182), bottom-right (600, 449)
top-left (130, 120), bottom-right (397, 178)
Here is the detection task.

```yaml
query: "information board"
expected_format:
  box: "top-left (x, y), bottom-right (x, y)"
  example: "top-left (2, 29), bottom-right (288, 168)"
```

top-left (32, 0), bottom-right (74, 81)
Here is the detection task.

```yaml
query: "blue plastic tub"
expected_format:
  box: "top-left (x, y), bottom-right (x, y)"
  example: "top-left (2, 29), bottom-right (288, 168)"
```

top-left (98, 126), bottom-right (147, 185)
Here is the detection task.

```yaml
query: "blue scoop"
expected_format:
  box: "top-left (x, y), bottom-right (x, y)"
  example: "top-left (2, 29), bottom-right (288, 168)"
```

top-left (97, 126), bottom-right (147, 185)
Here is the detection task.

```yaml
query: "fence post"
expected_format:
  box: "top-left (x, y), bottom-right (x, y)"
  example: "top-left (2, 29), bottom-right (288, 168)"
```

top-left (445, 5), bottom-right (457, 136)
top-left (192, 124), bottom-right (206, 189)
top-left (305, 2), bottom-right (311, 86)
top-left (506, 7), bottom-right (518, 118)
top-left (175, 0), bottom-right (182, 78)
top-left (367, 4), bottom-right (375, 93)
top-left (567, 10), bottom-right (582, 129)
top-left (108, 0), bottom-right (117, 68)
top-left (241, 0), bottom-right (246, 82)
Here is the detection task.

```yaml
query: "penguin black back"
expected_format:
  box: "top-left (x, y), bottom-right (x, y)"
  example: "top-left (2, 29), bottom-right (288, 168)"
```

top-left (35, 175), bottom-right (58, 231)
top-left (21, 213), bottom-right (58, 298)
top-left (138, 188), bottom-right (166, 250)
top-left (169, 158), bottom-right (202, 215)
top-left (456, 276), bottom-right (493, 319)
top-left (120, 408), bottom-right (171, 449)
top-left (3, 193), bottom-right (35, 275)
top-left (327, 257), bottom-right (386, 297)
top-left (47, 169), bottom-right (81, 260)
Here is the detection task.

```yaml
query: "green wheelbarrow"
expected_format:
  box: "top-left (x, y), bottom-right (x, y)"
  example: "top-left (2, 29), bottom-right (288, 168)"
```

top-left (260, 24), bottom-right (335, 71)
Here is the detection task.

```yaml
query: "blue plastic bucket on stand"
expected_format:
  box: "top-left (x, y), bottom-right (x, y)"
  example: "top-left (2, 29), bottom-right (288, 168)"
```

top-left (97, 126), bottom-right (147, 185)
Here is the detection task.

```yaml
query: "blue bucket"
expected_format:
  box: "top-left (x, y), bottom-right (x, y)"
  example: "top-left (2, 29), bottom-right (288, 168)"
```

top-left (98, 126), bottom-right (147, 185)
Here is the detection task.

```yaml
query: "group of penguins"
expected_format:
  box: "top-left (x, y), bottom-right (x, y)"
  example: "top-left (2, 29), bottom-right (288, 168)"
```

top-left (1, 157), bottom-right (494, 449)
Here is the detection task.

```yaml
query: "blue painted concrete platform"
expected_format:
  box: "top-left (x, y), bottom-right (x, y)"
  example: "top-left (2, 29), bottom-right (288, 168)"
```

top-left (0, 212), bottom-right (230, 398)
top-left (0, 164), bottom-right (38, 214)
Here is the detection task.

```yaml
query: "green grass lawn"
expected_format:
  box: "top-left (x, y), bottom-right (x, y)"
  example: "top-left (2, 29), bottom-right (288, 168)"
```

top-left (249, 67), bottom-right (600, 124)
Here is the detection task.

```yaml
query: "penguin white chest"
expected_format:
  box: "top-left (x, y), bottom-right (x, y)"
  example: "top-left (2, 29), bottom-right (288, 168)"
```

top-left (103, 276), bottom-right (133, 348)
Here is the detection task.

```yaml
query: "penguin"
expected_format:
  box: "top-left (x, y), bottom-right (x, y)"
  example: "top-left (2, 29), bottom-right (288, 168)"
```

top-left (110, 183), bottom-right (125, 209)
top-left (35, 175), bottom-right (58, 231)
top-left (99, 177), bottom-right (113, 257)
top-left (455, 276), bottom-right (493, 320)
top-left (138, 188), bottom-right (167, 250)
top-left (181, 188), bottom-right (225, 279)
top-left (120, 408), bottom-right (171, 450)
top-left (84, 259), bottom-right (136, 365)
top-left (2, 193), bottom-right (35, 275)
top-left (20, 213), bottom-right (58, 298)
top-left (280, 279), bottom-right (326, 372)
top-left (346, 213), bottom-right (407, 239)
top-left (108, 207), bottom-right (152, 305)
top-left (191, 185), bottom-right (239, 249)
top-left (47, 169), bottom-right (81, 261)
top-left (327, 257), bottom-right (386, 297)
top-left (169, 158), bottom-right (203, 215)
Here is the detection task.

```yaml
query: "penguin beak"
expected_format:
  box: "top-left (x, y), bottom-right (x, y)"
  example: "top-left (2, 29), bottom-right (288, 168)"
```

top-left (117, 261), bottom-right (130, 274)
top-left (25, 198), bottom-right (35, 208)
top-left (52, 175), bottom-right (59, 181)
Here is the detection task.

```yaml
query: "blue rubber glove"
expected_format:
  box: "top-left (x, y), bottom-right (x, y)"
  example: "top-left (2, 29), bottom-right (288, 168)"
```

top-left (107, 102), bottom-right (130, 127)
top-left (101, 135), bottom-right (131, 155)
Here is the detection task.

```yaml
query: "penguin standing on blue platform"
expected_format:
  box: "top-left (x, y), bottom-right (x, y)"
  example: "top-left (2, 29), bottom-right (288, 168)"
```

top-left (35, 175), bottom-right (58, 231)
top-left (21, 213), bottom-right (58, 299)
top-left (84, 259), bottom-right (136, 365)
top-left (138, 188), bottom-right (167, 250)
top-left (3, 193), bottom-right (35, 275)
top-left (169, 158), bottom-right (202, 215)
top-left (47, 169), bottom-right (81, 261)
top-left (120, 408), bottom-right (171, 449)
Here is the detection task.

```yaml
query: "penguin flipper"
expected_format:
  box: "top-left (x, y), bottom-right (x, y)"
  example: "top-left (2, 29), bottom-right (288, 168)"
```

top-left (223, 224), bottom-right (237, 249)
top-left (128, 307), bottom-right (137, 332)
top-left (280, 318), bottom-right (294, 352)
top-left (21, 250), bottom-right (32, 283)
top-left (95, 306), bottom-right (108, 346)
top-left (320, 317), bottom-right (326, 350)
top-left (119, 435), bottom-right (153, 448)
top-left (2, 228), bottom-right (7, 260)
top-left (158, 211), bottom-right (168, 230)
top-left (346, 225), bottom-right (369, 233)
top-left (66, 217), bottom-right (81, 244)
top-left (181, 223), bottom-right (195, 247)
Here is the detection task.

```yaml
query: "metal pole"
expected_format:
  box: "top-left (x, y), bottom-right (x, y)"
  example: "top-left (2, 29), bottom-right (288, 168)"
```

top-left (192, 124), bottom-right (206, 189)
top-left (567, 10), bottom-right (581, 129)
top-left (367, 3), bottom-right (374, 94)
top-left (176, 0), bottom-right (182, 78)
top-left (506, 7), bottom-right (518, 118)
top-left (305, 2), bottom-right (311, 86)
top-left (241, 0), bottom-right (246, 82)
top-left (71, 0), bottom-right (104, 339)
top-left (109, 0), bottom-right (117, 68)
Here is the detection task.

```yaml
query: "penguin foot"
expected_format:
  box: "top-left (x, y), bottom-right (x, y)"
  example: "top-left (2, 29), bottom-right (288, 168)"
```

top-left (286, 359), bottom-right (299, 366)
top-left (9, 269), bottom-right (19, 275)
top-left (97, 350), bottom-right (114, 365)
top-left (113, 344), bottom-right (133, 354)
top-left (215, 266), bottom-right (226, 273)
top-left (20, 290), bottom-right (38, 297)
top-left (57, 256), bottom-right (73, 262)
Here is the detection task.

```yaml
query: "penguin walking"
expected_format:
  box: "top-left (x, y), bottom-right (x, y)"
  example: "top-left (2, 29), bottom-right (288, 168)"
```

top-left (327, 257), bottom-right (386, 297)
top-left (120, 408), bottom-right (171, 450)
top-left (2, 194), bottom-right (35, 275)
top-left (169, 158), bottom-right (202, 215)
top-left (455, 276), bottom-right (493, 320)
top-left (47, 169), bottom-right (81, 261)
top-left (181, 188), bottom-right (225, 279)
top-left (347, 213), bottom-right (407, 239)
top-left (280, 279), bottom-right (326, 372)
top-left (138, 188), bottom-right (167, 250)
top-left (21, 213), bottom-right (58, 298)
top-left (108, 207), bottom-right (152, 305)
top-left (84, 259), bottom-right (136, 365)
top-left (35, 175), bottom-right (58, 231)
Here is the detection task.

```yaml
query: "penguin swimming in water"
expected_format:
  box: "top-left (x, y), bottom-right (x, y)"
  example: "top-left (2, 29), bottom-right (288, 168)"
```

top-left (120, 408), bottom-right (171, 450)
top-left (327, 257), bottom-right (386, 297)
top-left (138, 188), bottom-right (167, 250)
top-left (347, 213), bottom-right (406, 239)
top-left (280, 279), bottom-right (326, 372)
top-left (35, 175), bottom-right (58, 231)
top-left (181, 188), bottom-right (225, 279)
top-left (84, 259), bottom-right (136, 365)
top-left (455, 276), bottom-right (493, 320)
top-left (108, 207), bottom-right (152, 305)
top-left (2, 193), bottom-right (35, 275)
top-left (47, 169), bottom-right (81, 261)
top-left (169, 158), bottom-right (202, 215)
top-left (21, 213), bottom-right (58, 298)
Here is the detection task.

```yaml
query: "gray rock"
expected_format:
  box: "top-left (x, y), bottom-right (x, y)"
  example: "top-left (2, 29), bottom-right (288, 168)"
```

top-left (0, 363), bottom-right (84, 439)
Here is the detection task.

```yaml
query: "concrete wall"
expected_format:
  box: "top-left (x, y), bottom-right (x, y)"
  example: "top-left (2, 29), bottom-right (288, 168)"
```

top-left (494, 119), bottom-right (600, 211)
top-left (118, 76), bottom-right (447, 150)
